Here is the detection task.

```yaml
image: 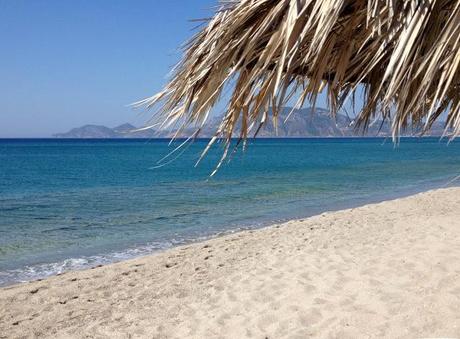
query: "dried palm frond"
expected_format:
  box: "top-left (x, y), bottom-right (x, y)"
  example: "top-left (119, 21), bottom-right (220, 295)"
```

top-left (136, 0), bottom-right (460, 169)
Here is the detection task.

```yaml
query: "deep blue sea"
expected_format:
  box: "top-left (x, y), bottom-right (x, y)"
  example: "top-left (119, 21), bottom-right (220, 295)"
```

top-left (1, 138), bottom-right (460, 286)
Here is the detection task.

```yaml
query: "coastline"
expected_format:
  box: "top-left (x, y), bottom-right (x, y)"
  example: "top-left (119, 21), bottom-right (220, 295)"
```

top-left (1, 178), bottom-right (455, 287)
top-left (3, 137), bottom-right (460, 288)
top-left (1, 187), bottom-right (460, 338)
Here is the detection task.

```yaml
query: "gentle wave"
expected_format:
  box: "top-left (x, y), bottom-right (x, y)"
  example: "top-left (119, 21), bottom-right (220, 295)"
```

top-left (0, 226), bottom-right (253, 287)
top-left (0, 241), bottom-right (176, 286)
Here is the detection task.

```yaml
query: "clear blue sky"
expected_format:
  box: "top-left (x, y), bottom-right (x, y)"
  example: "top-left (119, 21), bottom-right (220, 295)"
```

top-left (0, 0), bottom-right (218, 137)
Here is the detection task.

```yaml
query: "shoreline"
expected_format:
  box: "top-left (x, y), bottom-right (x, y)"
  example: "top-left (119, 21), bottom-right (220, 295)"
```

top-left (1, 181), bottom-right (456, 288)
top-left (1, 187), bottom-right (460, 337)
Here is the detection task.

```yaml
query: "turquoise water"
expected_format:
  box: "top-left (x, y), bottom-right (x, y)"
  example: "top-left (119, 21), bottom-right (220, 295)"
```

top-left (1, 138), bottom-right (460, 286)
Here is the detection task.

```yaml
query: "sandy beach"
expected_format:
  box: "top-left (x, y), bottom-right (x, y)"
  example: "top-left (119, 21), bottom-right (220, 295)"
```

top-left (1, 187), bottom-right (460, 338)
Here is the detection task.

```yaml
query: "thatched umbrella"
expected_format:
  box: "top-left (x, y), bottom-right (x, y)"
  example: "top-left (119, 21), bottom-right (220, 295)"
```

top-left (137, 0), bottom-right (460, 171)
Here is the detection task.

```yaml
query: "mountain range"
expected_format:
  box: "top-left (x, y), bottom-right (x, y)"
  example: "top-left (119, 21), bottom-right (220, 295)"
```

top-left (54, 107), bottom-right (448, 138)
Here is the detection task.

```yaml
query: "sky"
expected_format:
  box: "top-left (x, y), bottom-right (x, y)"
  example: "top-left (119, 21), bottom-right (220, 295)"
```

top-left (0, 0), bottom-right (219, 137)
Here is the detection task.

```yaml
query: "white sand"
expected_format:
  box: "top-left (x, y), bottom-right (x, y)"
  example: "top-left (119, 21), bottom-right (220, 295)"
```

top-left (1, 187), bottom-right (460, 338)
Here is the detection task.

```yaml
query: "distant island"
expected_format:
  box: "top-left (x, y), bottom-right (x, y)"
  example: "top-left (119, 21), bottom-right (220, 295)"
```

top-left (54, 107), bottom-right (447, 138)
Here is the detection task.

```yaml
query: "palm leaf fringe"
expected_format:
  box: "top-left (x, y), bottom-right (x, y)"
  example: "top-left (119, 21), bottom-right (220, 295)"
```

top-left (136, 0), bottom-right (460, 169)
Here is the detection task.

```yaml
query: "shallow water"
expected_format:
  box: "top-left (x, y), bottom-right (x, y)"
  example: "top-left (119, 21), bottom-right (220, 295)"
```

top-left (1, 138), bottom-right (459, 286)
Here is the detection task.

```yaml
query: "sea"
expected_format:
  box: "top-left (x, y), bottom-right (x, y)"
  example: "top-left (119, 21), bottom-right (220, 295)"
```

top-left (1, 137), bottom-right (460, 286)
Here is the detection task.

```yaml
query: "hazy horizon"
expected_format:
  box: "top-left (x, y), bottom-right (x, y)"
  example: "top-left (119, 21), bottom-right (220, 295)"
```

top-left (1, 1), bottom-right (341, 138)
top-left (0, 1), bottom-right (219, 137)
